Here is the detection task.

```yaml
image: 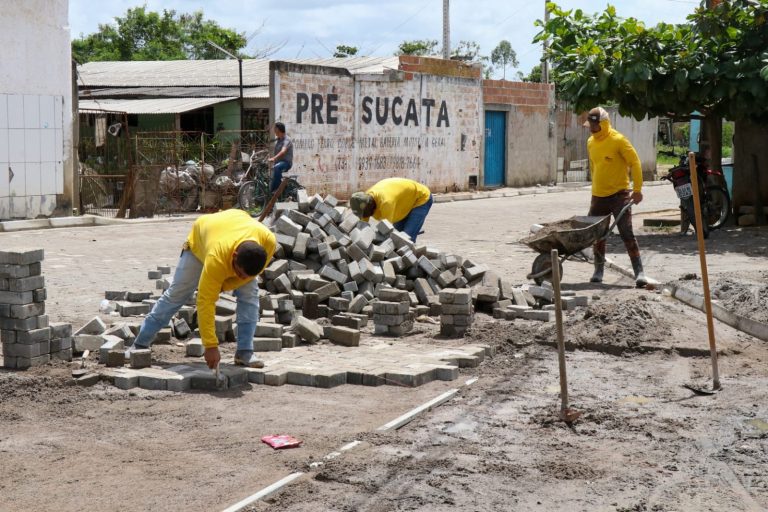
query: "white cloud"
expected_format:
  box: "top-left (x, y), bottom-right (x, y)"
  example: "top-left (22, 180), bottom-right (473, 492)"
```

top-left (69, 0), bottom-right (697, 77)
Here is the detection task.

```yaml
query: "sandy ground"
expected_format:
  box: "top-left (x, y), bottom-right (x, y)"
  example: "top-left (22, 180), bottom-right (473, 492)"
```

top-left (1, 184), bottom-right (767, 511)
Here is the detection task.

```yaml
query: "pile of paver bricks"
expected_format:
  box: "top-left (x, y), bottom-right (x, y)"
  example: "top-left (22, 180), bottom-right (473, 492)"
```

top-left (0, 249), bottom-right (72, 369)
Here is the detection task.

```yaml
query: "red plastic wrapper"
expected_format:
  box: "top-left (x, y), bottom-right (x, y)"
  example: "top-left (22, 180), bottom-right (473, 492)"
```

top-left (261, 434), bottom-right (302, 450)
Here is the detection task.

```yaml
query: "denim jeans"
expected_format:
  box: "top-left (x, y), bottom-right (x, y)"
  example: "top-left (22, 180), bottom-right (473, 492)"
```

top-left (393, 194), bottom-right (433, 242)
top-left (270, 161), bottom-right (293, 193)
top-left (133, 251), bottom-right (259, 352)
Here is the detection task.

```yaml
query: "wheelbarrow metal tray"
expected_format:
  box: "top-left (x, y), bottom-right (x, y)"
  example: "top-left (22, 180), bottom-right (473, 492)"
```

top-left (520, 215), bottom-right (610, 255)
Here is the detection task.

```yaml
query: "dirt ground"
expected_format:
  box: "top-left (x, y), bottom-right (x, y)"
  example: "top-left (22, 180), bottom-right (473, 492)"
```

top-left (1, 185), bottom-right (767, 511)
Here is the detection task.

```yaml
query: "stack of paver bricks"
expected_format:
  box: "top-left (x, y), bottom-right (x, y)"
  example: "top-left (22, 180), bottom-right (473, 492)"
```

top-left (438, 288), bottom-right (474, 337)
top-left (0, 249), bottom-right (72, 369)
top-left (255, 193), bottom-right (506, 339)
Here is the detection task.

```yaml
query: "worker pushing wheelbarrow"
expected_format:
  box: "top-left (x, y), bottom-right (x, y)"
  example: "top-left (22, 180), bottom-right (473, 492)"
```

top-left (521, 201), bottom-right (635, 286)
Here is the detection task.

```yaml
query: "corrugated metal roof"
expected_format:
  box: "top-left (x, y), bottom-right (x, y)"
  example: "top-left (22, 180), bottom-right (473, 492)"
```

top-left (81, 86), bottom-right (270, 99)
top-left (77, 57), bottom-right (400, 88)
top-left (78, 97), bottom-right (235, 114)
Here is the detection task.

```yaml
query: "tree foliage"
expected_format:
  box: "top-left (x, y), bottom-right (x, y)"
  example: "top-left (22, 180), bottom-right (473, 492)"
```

top-left (535, 1), bottom-right (768, 122)
top-left (396, 39), bottom-right (440, 56)
top-left (490, 40), bottom-right (518, 79)
top-left (518, 64), bottom-right (542, 83)
top-left (333, 45), bottom-right (359, 58)
top-left (72, 6), bottom-right (248, 62)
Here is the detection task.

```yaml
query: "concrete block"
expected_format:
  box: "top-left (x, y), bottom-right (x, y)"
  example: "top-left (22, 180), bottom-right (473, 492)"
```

top-left (315, 282), bottom-right (341, 302)
top-left (453, 289), bottom-right (472, 305)
top-left (50, 348), bottom-right (73, 361)
top-left (253, 337), bottom-right (283, 352)
top-left (439, 324), bottom-right (468, 337)
top-left (185, 338), bottom-right (205, 357)
top-left (105, 350), bottom-right (125, 367)
top-left (522, 309), bottom-right (554, 322)
top-left (281, 332), bottom-right (300, 348)
top-left (105, 291), bottom-right (127, 301)
top-left (276, 216), bottom-right (303, 237)
top-left (328, 326), bottom-right (360, 347)
top-left (276, 233), bottom-right (296, 251)
top-left (528, 285), bottom-right (554, 303)
top-left (372, 301), bottom-right (410, 315)
top-left (0, 249), bottom-right (44, 265)
top-left (328, 296), bottom-right (350, 311)
top-left (319, 265), bottom-right (347, 285)
top-left (111, 370), bottom-right (140, 390)
top-left (73, 334), bottom-right (104, 352)
top-left (0, 291), bottom-right (34, 305)
top-left (475, 286), bottom-right (500, 303)
top-left (463, 264), bottom-right (488, 281)
top-left (441, 303), bottom-right (473, 315)
top-left (292, 316), bottom-right (323, 343)
top-left (264, 260), bottom-right (289, 280)
top-left (74, 316), bottom-right (107, 336)
top-left (385, 369), bottom-right (434, 387)
top-left (313, 371), bottom-right (347, 389)
top-left (103, 323), bottom-right (133, 342)
top-left (126, 291), bottom-right (152, 302)
top-left (116, 302), bottom-right (151, 317)
top-left (302, 293), bottom-right (319, 319)
top-left (256, 322), bottom-right (283, 338)
top-left (373, 313), bottom-right (412, 326)
top-left (138, 370), bottom-right (168, 391)
top-left (348, 295), bottom-right (368, 314)
top-left (172, 318), bottom-right (192, 339)
top-left (50, 336), bottom-right (72, 352)
top-left (438, 288), bottom-right (456, 304)
top-left (129, 349), bottom-right (152, 368)
top-left (273, 274), bottom-right (292, 293)
top-left (9, 302), bottom-right (45, 319)
top-left (99, 335), bottom-right (125, 364)
top-left (293, 233), bottom-right (310, 260)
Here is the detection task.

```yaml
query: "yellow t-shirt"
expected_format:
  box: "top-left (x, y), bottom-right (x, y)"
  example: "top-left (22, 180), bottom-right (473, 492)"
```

top-left (366, 178), bottom-right (431, 223)
top-left (186, 209), bottom-right (276, 348)
top-left (587, 119), bottom-right (643, 197)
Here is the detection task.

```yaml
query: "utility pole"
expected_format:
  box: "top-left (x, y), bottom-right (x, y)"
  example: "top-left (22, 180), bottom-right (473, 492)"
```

top-left (442, 0), bottom-right (451, 60)
top-left (208, 40), bottom-right (244, 131)
top-left (542, 0), bottom-right (550, 83)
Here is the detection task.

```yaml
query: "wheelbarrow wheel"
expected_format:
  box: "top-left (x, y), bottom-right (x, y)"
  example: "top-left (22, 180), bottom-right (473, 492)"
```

top-left (531, 253), bottom-right (563, 285)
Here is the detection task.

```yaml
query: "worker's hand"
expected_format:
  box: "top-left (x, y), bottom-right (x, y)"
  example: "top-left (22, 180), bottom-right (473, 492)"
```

top-left (631, 191), bottom-right (643, 205)
top-left (267, 157), bottom-right (274, 163)
top-left (204, 347), bottom-right (221, 369)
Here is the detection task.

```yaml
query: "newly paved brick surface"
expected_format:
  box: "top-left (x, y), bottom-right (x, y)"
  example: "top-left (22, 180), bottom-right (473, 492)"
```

top-left (94, 339), bottom-right (492, 392)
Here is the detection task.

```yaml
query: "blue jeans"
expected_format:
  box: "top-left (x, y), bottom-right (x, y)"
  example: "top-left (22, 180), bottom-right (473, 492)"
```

top-left (270, 161), bottom-right (293, 193)
top-left (133, 251), bottom-right (260, 352)
top-left (394, 194), bottom-right (433, 242)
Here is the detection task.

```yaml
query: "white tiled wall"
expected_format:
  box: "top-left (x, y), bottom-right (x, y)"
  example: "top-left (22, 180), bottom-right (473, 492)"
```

top-left (0, 93), bottom-right (64, 218)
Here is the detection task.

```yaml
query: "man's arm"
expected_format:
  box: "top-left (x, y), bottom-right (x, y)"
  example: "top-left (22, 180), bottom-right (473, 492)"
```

top-left (620, 137), bottom-right (644, 203)
top-left (197, 256), bottom-right (227, 367)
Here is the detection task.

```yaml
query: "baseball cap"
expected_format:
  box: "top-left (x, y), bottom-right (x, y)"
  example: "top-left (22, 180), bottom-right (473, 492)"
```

top-left (349, 192), bottom-right (372, 217)
top-left (583, 107), bottom-right (609, 127)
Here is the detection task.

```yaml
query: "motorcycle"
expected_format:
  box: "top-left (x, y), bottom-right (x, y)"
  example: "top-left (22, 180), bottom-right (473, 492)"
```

top-left (660, 152), bottom-right (731, 238)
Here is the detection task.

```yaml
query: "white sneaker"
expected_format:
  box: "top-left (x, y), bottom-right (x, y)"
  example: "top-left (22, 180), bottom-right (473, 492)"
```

top-left (234, 351), bottom-right (265, 368)
top-left (124, 344), bottom-right (150, 361)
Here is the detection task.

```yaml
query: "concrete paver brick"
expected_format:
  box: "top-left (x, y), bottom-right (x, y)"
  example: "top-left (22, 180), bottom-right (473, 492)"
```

top-left (185, 339), bottom-right (205, 357)
top-left (253, 337), bottom-right (283, 352)
top-left (73, 334), bottom-right (104, 352)
top-left (328, 326), bottom-right (360, 347)
top-left (130, 349), bottom-right (152, 369)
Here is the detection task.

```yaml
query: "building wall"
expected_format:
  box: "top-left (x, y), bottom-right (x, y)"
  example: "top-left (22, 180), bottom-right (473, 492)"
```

top-left (270, 58), bottom-right (483, 198)
top-left (214, 101), bottom-right (241, 132)
top-left (483, 80), bottom-right (556, 187)
top-left (137, 114), bottom-right (174, 132)
top-left (0, 0), bottom-right (73, 219)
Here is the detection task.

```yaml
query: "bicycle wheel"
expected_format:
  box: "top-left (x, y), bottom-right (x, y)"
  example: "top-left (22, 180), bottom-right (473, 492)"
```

top-left (238, 181), bottom-right (267, 214)
top-left (704, 186), bottom-right (730, 230)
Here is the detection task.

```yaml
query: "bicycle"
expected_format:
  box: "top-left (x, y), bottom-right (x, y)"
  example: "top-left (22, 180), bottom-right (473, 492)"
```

top-left (236, 150), bottom-right (303, 214)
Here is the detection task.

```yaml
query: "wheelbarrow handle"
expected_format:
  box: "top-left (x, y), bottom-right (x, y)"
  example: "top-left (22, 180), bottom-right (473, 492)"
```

top-left (601, 200), bottom-right (636, 241)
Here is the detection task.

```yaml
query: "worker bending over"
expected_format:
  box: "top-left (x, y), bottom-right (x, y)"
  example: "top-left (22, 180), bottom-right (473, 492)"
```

top-left (349, 178), bottom-right (433, 242)
top-left (125, 209), bottom-right (276, 369)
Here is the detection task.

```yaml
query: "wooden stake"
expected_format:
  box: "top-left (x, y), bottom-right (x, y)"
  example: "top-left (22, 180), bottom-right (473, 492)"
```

top-left (688, 152), bottom-right (721, 390)
top-left (550, 249), bottom-right (569, 411)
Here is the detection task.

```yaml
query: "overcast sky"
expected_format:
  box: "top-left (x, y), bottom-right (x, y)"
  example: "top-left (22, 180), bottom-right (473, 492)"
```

top-left (68, 0), bottom-right (700, 78)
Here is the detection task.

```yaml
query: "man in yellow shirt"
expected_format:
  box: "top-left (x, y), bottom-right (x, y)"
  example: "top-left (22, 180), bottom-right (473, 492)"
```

top-left (125, 209), bottom-right (276, 369)
top-left (349, 178), bottom-right (432, 241)
top-left (585, 107), bottom-right (647, 287)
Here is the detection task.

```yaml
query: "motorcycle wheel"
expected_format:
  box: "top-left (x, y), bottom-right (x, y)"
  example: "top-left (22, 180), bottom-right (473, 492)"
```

top-left (680, 206), bottom-right (690, 234)
top-left (682, 196), bottom-right (709, 239)
top-left (704, 186), bottom-right (731, 230)
top-left (237, 181), bottom-right (267, 214)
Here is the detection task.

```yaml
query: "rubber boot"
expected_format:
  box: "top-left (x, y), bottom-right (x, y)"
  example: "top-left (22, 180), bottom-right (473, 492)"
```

top-left (631, 257), bottom-right (648, 288)
top-left (590, 250), bottom-right (605, 283)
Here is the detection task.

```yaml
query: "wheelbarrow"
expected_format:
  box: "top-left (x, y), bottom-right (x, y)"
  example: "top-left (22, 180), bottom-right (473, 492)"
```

top-left (521, 201), bottom-right (634, 285)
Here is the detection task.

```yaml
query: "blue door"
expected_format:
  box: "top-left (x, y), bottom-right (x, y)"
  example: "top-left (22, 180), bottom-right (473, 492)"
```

top-left (484, 111), bottom-right (506, 187)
